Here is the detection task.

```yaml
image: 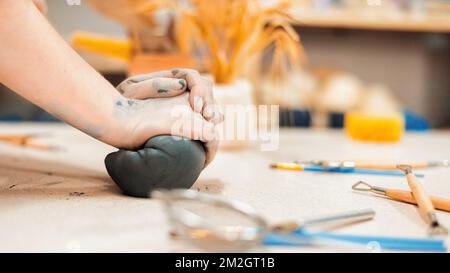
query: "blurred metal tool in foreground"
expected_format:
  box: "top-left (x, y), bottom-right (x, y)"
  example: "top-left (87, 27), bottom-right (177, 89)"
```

top-left (153, 189), bottom-right (374, 251)
top-left (397, 165), bottom-right (448, 236)
top-left (352, 181), bottom-right (450, 213)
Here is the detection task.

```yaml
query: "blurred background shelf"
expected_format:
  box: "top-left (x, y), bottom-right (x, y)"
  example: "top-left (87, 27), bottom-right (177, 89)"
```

top-left (290, 8), bottom-right (450, 33)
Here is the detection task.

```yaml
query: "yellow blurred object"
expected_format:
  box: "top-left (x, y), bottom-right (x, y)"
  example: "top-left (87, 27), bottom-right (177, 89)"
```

top-left (71, 32), bottom-right (131, 62)
top-left (270, 162), bottom-right (304, 171)
top-left (345, 112), bottom-right (404, 143)
top-left (71, 31), bottom-right (196, 75)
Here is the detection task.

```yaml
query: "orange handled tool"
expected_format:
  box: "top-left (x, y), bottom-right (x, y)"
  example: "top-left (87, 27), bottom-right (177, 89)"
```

top-left (397, 165), bottom-right (448, 235)
top-left (0, 134), bottom-right (59, 151)
top-left (352, 181), bottom-right (450, 213)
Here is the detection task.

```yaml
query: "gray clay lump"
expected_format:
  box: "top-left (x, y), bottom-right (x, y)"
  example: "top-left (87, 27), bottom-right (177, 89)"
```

top-left (105, 136), bottom-right (205, 198)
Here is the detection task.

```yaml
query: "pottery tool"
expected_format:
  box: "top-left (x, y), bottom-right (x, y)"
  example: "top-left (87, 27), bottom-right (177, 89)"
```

top-left (270, 162), bottom-right (425, 177)
top-left (297, 159), bottom-right (449, 171)
top-left (397, 165), bottom-right (448, 236)
top-left (0, 134), bottom-right (59, 151)
top-left (352, 181), bottom-right (450, 213)
top-left (271, 209), bottom-right (375, 233)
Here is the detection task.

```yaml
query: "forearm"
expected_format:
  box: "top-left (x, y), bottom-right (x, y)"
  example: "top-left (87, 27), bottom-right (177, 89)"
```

top-left (0, 0), bottom-right (124, 145)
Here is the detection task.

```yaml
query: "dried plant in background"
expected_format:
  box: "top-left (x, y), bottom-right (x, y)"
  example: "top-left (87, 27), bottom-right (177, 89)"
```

top-left (88, 0), bottom-right (305, 85)
top-left (175, 0), bottom-right (306, 84)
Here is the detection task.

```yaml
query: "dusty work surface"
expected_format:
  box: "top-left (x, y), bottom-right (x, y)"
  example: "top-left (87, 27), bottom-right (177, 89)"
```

top-left (1, 123), bottom-right (450, 252)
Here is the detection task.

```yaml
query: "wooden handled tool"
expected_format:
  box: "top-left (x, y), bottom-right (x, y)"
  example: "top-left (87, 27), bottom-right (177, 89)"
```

top-left (352, 181), bottom-right (450, 212)
top-left (397, 165), bottom-right (448, 236)
top-left (387, 191), bottom-right (450, 212)
top-left (0, 134), bottom-right (59, 151)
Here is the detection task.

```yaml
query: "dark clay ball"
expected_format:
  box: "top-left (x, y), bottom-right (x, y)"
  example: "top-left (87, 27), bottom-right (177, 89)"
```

top-left (105, 136), bottom-right (206, 198)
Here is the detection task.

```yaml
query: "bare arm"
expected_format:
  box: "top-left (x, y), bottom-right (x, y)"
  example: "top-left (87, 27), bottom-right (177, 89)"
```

top-left (0, 0), bottom-right (126, 143)
top-left (0, 0), bottom-right (218, 163)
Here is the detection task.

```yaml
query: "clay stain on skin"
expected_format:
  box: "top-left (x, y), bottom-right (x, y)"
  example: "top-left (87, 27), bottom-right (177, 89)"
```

top-left (171, 69), bottom-right (179, 76)
top-left (179, 79), bottom-right (186, 90)
top-left (127, 100), bottom-right (136, 107)
top-left (116, 101), bottom-right (123, 107)
top-left (158, 89), bottom-right (169, 94)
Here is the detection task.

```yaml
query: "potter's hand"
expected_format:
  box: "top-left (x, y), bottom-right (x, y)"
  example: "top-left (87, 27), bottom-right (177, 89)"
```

top-left (117, 77), bottom-right (188, 99)
top-left (117, 68), bottom-right (224, 125)
top-left (115, 93), bottom-right (219, 166)
top-left (0, 1), bottom-right (216, 166)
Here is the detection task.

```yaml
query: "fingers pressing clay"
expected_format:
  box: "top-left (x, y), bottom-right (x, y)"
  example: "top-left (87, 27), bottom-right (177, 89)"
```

top-left (175, 113), bottom-right (217, 143)
top-left (178, 71), bottom-right (223, 125)
top-left (125, 68), bottom-right (224, 124)
top-left (118, 78), bottom-right (188, 99)
top-left (182, 114), bottom-right (218, 167)
top-left (117, 68), bottom-right (225, 126)
top-left (182, 71), bottom-right (215, 116)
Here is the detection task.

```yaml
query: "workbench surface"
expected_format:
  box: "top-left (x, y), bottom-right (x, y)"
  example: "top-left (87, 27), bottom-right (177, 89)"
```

top-left (1, 123), bottom-right (449, 252)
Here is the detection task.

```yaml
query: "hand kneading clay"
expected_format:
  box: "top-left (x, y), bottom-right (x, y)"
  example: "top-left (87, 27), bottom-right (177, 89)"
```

top-left (105, 136), bottom-right (206, 198)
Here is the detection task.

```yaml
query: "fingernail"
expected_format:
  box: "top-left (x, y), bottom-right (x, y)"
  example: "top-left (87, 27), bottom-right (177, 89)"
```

top-left (194, 96), bottom-right (204, 112)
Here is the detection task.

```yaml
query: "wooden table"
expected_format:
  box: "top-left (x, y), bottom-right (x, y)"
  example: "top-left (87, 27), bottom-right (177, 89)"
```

top-left (1, 123), bottom-right (449, 252)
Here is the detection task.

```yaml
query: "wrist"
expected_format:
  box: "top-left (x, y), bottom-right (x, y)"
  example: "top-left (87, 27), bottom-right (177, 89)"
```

top-left (101, 96), bottom-right (157, 150)
top-left (98, 96), bottom-right (133, 149)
